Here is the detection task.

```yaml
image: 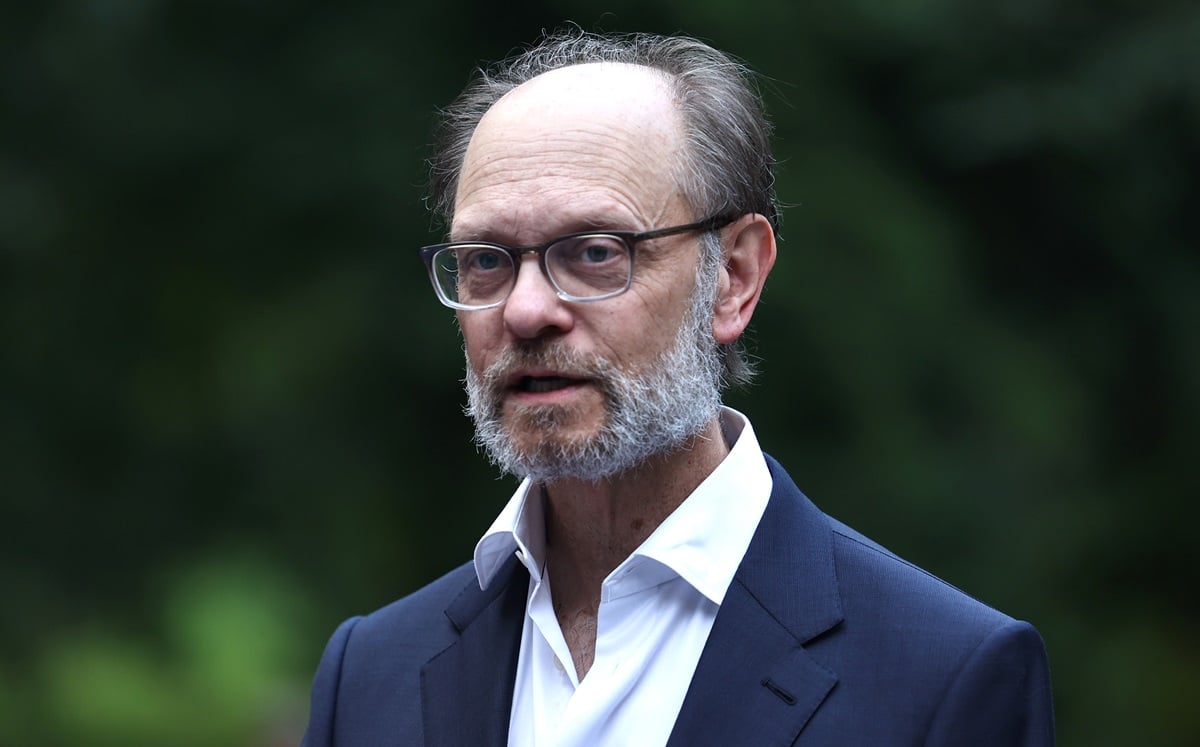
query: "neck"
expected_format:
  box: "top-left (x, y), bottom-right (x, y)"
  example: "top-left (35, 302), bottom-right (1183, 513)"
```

top-left (544, 418), bottom-right (729, 568)
top-left (540, 416), bottom-right (729, 678)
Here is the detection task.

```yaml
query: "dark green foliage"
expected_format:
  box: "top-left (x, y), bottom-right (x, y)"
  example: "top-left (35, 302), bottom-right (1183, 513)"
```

top-left (2, 1), bottom-right (1196, 744)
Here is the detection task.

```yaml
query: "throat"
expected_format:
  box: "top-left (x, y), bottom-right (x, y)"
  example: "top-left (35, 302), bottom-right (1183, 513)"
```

top-left (556, 601), bottom-right (599, 680)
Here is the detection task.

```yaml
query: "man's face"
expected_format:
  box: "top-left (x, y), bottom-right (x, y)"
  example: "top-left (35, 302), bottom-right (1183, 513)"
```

top-left (451, 63), bottom-right (722, 481)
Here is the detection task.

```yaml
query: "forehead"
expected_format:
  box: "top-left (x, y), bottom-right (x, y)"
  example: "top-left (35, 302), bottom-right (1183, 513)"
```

top-left (452, 63), bottom-right (688, 241)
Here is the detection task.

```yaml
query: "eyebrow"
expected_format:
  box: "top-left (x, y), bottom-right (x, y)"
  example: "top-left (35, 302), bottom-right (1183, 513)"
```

top-left (449, 215), bottom-right (637, 244)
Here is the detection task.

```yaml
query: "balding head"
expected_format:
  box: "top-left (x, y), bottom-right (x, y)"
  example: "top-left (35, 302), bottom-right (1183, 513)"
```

top-left (429, 30), bottom-right (778, 388)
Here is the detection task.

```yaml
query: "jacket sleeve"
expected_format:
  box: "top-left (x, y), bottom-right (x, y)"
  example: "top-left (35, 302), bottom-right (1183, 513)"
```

top-left (925, 619), bottom-right (1055, 746)
top-left (300, 616), bottom-right (363, 747)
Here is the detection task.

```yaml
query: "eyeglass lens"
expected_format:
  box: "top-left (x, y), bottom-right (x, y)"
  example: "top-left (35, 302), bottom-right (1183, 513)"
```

top-left (433, 234), bottom-right (632, 307)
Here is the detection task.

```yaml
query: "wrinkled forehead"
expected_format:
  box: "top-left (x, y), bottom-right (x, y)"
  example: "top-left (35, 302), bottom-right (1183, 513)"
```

top-left (453, 63), bottom-right (689, 238)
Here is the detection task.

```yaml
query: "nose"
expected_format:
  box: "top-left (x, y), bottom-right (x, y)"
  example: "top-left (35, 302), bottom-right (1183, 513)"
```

top-left (502, 253), bottom-right (574, 339)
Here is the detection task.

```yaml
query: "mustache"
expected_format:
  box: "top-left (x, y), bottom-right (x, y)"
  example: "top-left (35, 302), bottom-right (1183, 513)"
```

top-left (480, 340), bottom-right (618, 391)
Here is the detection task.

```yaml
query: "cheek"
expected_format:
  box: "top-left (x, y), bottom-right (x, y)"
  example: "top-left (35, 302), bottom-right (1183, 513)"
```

top-left (464, 341), bottom-right (495, 377)
top-left (610, 281), bottom-right (692, 357)
top-left (457, 314), bottom-right (497, 371)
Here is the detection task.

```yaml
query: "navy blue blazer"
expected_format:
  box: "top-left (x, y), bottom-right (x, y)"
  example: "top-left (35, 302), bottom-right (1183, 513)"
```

top-left (302, 455), bottom-right (1054, 745)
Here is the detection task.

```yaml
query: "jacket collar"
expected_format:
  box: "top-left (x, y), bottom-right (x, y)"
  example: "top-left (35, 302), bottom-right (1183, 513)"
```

top-left (666, 453), bottom-right (843, 746)
top-left (419, 555), bottom-right (526, 747)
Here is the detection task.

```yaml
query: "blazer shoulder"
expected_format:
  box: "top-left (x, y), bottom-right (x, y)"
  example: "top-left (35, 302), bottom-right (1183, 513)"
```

top-left (301, 561), bottom-right (489, 746)
top-left (349, 560), bottom-right (480, 650)
top-left (760, 467), bottom-right (1054, 743)
top-left (756, 452), bottom-right (1017, 638)
top-left (825, 519), bottom-right (1057, 745)
top-left (827, 516), bottom-right (1016, 633)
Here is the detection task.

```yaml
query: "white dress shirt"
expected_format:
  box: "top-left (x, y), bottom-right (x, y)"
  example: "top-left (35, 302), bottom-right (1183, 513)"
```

top-left (473, 407), bottom-right (774, 747)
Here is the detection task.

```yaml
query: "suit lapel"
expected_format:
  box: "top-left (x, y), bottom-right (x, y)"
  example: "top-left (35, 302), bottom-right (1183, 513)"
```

top-left (668, 454), bottom-right (844, 747)
top-left (420, 555), bottom-right (526, 747)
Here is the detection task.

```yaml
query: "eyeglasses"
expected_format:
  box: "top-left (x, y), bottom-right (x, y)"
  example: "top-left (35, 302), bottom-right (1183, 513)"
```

top-left (419, 213), bottom-right (735, 310)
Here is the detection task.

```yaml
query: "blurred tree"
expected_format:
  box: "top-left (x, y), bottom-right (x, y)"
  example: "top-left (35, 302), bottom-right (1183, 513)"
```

top-left (1, 1), bottom-right (1196, 744)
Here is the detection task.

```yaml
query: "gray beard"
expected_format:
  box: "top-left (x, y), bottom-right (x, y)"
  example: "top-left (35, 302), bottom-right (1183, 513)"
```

top-left (463, 265), bottom-right (723, 483)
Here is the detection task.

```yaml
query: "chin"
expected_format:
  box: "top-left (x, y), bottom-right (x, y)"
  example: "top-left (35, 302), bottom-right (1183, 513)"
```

top-left (505, 391), bottom-right (602, 433)
top-left (504, 405), bottom-right (600, 451)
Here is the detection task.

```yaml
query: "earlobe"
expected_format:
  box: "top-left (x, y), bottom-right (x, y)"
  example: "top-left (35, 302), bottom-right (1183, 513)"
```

top-left (712, 213), bottom-right (777, 344)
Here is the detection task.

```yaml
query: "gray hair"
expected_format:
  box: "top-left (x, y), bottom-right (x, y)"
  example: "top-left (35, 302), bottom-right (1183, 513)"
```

top-left (429, 29), bottom-right (777, 388)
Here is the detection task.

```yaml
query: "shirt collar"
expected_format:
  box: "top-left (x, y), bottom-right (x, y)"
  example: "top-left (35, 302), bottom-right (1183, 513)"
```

top-left (473, 406), bottom-right (773, 604)
top-left (474, 478), bottom-right (545, 590)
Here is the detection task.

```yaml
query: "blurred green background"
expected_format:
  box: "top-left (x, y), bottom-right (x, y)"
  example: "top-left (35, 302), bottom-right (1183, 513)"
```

top-left (2, 1), bottom-right (1196, 745)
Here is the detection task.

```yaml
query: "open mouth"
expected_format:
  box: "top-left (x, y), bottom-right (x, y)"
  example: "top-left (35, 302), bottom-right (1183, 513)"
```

top-left (516, 375), bottom-right (580, 394)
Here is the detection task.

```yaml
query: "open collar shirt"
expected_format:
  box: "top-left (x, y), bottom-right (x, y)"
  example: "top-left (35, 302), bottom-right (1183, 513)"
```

top-left (473, 407), bottom-right (774, 747)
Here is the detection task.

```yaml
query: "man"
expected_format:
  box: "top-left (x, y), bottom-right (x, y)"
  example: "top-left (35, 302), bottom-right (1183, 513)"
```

top-left (302, 29), bottom-right (1054, 746)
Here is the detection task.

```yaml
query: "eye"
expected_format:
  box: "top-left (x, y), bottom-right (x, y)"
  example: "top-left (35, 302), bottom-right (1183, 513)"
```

top-left (581, 242), bottom-right (613, 263)
top-left (555, 235), bottom-right (629, 266)
top-left (461, 247), bottom-right (506, 271)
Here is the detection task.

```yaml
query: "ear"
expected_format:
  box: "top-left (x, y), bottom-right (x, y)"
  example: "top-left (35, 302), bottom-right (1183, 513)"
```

top-left (712, 213), bottom-right (777, 344)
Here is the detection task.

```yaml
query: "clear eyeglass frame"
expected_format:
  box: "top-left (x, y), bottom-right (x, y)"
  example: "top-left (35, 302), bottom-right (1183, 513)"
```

top-left (418, 213), bottom-right (736, 311)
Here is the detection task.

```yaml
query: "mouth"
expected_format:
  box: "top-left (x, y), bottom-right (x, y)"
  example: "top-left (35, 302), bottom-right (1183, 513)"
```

top-left (511, 374), bottom-right (586, 395)
top-left (499, 365), bottom-right (588, 401)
